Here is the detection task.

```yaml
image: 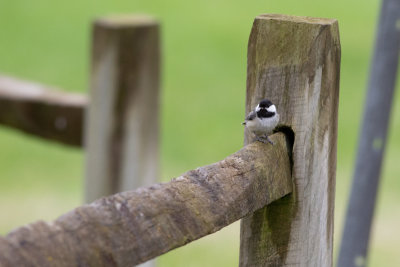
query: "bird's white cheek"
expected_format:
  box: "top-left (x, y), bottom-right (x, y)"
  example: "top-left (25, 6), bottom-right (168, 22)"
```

top-left (267, 105), bottom-right (276, 113)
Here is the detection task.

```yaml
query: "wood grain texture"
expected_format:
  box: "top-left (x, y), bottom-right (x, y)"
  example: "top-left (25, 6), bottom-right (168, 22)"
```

top-left (0, 74), bottom-right (86, 146)
top-left (0, 133), bottom-right (292, 267)
top-left (84, 15), bottom-right (160, 203)
top-left (240, 14), bottom-right (340, 266)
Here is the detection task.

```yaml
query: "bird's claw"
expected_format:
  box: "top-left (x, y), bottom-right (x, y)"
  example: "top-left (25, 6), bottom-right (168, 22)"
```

top-left (265, 136), bottom-right (274, 145)
top-left (256, 136), bottom-right (274, 145)
top-left (256, 137), bottom-right (268, 144)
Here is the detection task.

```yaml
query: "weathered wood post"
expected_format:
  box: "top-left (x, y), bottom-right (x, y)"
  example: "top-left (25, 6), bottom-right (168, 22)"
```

top-left (85, 16), bottom-right (160, 202)
top-left (240, 14), bottom-right (340, 266)
top-left (85, 16), bottom-right (160, 267)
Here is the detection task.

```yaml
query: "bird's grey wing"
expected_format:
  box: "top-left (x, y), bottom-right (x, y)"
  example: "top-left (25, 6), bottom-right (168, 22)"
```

top-left (242, 110), bottom-right (256, 125)
top-left (246, 110), bottom-right (256, 121)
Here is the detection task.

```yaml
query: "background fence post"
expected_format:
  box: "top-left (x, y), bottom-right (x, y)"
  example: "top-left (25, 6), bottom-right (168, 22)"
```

top-left (85, 16), bottom-right (160, 267)
top-left (239, 14), bottom-right (341, 266)
top-left (84, 16), bottom-right (160, 205)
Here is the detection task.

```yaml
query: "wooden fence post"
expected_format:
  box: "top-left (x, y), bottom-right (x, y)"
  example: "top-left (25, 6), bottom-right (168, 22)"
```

top-left (239, 14), bottom-right (341, 266)
top-left (85, 16), bottom-right (160, 203)
top-left (85, 16), bottom-right (160, 267)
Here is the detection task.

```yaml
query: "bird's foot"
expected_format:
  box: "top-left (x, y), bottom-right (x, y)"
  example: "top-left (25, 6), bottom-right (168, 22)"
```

top-left (256, 135), bottom-right (274, 145)
top-left (265, 136), bottom-right (274, 145)
top-left (255, 136), bottom-right (268, 144)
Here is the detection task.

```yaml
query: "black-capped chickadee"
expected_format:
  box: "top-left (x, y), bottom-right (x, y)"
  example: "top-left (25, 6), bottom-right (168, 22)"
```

top-left (242, 99), bottom-right (279, 144)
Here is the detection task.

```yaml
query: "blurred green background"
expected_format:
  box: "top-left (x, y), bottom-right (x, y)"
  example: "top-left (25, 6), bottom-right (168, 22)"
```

top-left (0, 0), bottom-right (399, 266)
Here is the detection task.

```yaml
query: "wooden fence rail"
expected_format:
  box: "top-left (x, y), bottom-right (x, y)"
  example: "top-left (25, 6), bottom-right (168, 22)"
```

top-left (0, 74), bottom-right (86, 146)
top-left (0, 133), bottom-right (292, 267)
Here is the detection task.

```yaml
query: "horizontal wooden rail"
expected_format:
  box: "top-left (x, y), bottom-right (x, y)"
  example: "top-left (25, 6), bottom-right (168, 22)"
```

top-left (0, 74), bottom-right (86, 146)
top-left (0, 133), bottom-right (292, 267)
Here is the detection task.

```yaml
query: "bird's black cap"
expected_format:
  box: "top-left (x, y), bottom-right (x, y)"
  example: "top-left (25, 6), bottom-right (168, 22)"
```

top-left (259, 99), bottom-right (273, 108)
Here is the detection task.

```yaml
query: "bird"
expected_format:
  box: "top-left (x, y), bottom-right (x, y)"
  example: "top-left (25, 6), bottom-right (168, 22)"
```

top-left (242, 99), bottom-right (279, 145)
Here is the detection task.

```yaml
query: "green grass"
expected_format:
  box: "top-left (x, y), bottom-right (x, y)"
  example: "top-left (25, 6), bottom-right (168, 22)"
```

top-left (0, 0), bottom-right (399, 266)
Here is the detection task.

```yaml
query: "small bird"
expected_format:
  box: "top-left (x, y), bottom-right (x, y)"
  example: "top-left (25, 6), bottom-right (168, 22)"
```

top-left (242, 99), bottom-right (279, 144)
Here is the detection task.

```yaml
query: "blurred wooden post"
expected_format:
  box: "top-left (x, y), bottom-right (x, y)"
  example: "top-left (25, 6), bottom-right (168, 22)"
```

top-left (85, 16), bottom-right (160, 204)
top-left (85, 16), bottom-right (160, 267)
top-left (239, 14), bottom-right (341, 266)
